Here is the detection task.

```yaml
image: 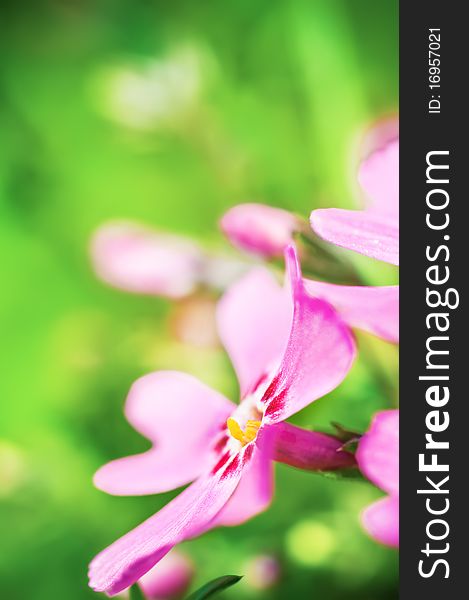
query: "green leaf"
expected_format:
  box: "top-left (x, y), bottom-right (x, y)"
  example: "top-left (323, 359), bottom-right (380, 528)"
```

top-left (185, 575), bottom-right (243, 600)
top-left (129, 584), bottom-right (146, 600)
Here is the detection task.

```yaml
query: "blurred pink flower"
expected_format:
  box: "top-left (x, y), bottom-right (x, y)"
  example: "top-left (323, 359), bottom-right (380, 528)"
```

top-left (356, 409), bottom-right (399, 548)
top-left (137, 550), bottom-right (194, 599)
top-left (220, 203), bottom-right (298, 258)
top-left (308, 138), bottom-right (399, 342)
top-left (91, 221), bottom-right (204, 299)
top-left (89, 245), bottom-right (356, 595)
top-left (244, 554), bottom-right (281, 590)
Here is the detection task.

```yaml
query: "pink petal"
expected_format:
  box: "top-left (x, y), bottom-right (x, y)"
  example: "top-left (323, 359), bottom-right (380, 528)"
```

top-left (217, 268), bottom-right (292, 398)
top-left (89, 451), bottom-right (248, 596)
top-left (310, 208), bottom-right (399, 265)
top-left (220, 203), bottom-right (298, 258)
top-left (362, 495), bottom-right (399, 548)
top-left (273, 422), bottom-right (356, 470)
top-left (137, 550), bottom-right (194, 600)
top-left (304, 280), bottom-right (399, 343)
top-left (212, 429), bottom-right (274, 526)
top-left (356, 409), bottom-right (399, 495)
top-left (91, 221), bottom-right (204, 298)
top-left (94, 372), bottom-right (234, 496)
top-left (262, 245), bottom-right (356, 423)
top-left (358, 139), bottom-right (399, 217)
top-left (359, 117), bottom-right (399, 166)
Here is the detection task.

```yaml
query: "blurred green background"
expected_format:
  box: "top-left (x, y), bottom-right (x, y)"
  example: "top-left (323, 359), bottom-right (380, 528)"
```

top-left (0, 1), bottom-right (398, 599)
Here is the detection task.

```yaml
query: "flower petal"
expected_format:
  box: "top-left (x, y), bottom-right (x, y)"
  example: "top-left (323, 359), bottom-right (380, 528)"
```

top-left (358, 139), bottom-right (399, 217)
top-left (356, 409), bottom-right (399, 495)
top-left (212, 429), bottom-right (274, 526)
top-left (310, 208), bottom-right (399, 265)
top-left (362, 495), bottom-right (399, 548)
top-left (304, 280), bottom-right (399, 343)
top-left (89, 453), bottom-right (247, 596)
top-left (91, 221), bottom-right (204, 298)
top-left (220, 203), bottom-right (298, 258)
top-left (217, 268), bottom-right (292, 398)
top-left (262, 245), bottom-right (356, 423)
top-left (94, 372), bottom-right (234, 496)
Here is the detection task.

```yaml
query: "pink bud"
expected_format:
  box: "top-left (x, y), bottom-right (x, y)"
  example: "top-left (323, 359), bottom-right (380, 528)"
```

top-left (90, 221), bottom-right (204, 299)
top-left (137, 550), bottom-right (194, 599)
top-left (273, 422), bottom-right (356, 471)
top-left (220, 203), bottom-right (298, 258)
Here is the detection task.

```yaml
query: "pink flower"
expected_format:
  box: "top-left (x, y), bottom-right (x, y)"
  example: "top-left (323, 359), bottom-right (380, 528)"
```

top-left (89, 245), bottom-right (356, 595)
top-left (91, 221), bottom-right (250, 301)
top-left (308, 138), bottom-right (399, 342)
top-left (137, 550), bottom-right (194, 599)
top-left (244, 554), bottom-right (280, 590)
top-left (310, 139), bottom-right (399, 265)
top-left (356, 409), bottom-right (399, 548)
top-left (220, 203), bottom-right (298, 258)
top-left (91, 221), bottom-right (205, 299)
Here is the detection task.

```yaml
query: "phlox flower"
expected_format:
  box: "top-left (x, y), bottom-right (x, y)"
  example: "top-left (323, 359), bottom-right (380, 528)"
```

top-left (310, 138), bottom-right (399, 265)
top-left (218, 138), bottom-right (399, 343)
top-left (308, 138), bottom-right (399, 342)
top-left (91, 221), bottom-right (248, 300)
top-left (356, 409), bottom-right (399, 548)
top-left (89, 245), bottom-right (356, 595)
top-left (91, 222), bottom-right (205, 299)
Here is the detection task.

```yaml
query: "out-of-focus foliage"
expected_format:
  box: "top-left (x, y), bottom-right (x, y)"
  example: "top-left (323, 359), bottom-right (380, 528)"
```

top-left (0, 1), bottom-right (398, 599)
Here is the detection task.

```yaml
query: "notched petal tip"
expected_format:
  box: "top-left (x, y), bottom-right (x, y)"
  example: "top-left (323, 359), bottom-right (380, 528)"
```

top-left (92, 371), bottom-right (234, 497)
top-left (309, 208), bottom-right (326, 235)
top-left (88, 465), bottom-right (245, 595)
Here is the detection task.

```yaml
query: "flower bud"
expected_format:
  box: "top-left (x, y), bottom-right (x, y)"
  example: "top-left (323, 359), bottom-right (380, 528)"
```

top-left (220, 203), bottom-right (298, 258)
top-left (138, 551), bottom-right (194, 599)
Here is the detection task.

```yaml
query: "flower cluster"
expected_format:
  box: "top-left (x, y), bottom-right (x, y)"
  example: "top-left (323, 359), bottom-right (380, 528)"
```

top-left (88, 131), bottom-right (399, 596)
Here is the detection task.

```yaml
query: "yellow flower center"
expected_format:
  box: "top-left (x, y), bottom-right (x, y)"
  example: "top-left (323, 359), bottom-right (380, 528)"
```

top-left (227, 417), bottom-right (261, 446)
